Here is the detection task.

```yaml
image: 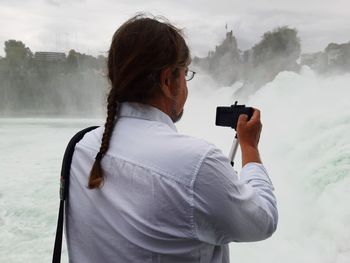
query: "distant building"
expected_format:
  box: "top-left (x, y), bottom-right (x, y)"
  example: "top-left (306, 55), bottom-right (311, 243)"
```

top-left (193, 30), bottom-right (242, 86)
top-left (301, 53), bottom-right (319, 67)
top-left (301, 52), bottom-right (327, 71)
top-left (327, 49), bottom-right (341, 66)
top-left (34, 52), bottom-right (66, 62)
top-left (214, 31), bottom-right (238, 56)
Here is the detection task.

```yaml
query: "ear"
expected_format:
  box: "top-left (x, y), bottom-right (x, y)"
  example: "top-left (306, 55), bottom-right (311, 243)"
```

top-left (160, 67), bottom-right (175, 99)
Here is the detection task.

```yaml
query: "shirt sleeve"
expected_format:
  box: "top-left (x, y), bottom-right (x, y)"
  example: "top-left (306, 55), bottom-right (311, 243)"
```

top-left (192, 147), bottom-right (278, 245)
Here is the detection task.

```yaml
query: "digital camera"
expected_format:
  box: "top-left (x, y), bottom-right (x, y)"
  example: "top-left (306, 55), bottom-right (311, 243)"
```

top-left (215, 101), bottom-right (254, 130)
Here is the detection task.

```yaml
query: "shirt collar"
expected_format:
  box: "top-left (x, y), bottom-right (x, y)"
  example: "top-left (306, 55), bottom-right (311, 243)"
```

top-left (118, 102), bottom-right (177, 132)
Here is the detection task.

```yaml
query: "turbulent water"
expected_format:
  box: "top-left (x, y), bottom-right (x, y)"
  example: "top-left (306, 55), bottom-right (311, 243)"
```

top-left (1, 66), bottom-right (349, 262)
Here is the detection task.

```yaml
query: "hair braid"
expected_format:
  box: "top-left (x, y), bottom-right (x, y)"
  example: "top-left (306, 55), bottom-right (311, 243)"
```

top-left (88, 94), bottom-right (119, 189)
top-left (87, 14), bottom-right (189, 190)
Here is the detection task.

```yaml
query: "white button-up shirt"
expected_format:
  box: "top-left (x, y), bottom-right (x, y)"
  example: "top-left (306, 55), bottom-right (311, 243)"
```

top-left (66, 102), bottom-right (278, 263)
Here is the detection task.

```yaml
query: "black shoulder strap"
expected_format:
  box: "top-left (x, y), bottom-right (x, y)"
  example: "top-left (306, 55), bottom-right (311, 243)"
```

top-left (52, 126), bottom-right (99, 263)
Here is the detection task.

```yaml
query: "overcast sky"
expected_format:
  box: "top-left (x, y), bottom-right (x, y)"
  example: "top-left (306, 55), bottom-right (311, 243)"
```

top-left (1, 0), bottom-right (349, 57)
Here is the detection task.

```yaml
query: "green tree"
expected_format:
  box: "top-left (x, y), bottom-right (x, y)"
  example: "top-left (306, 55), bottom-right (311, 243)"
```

top-left (252, 26), bottom-right (301, 67)
top-left (4, 40), bottom-right (33, 67)
top-left (66, 49), bottom-right (79, 71)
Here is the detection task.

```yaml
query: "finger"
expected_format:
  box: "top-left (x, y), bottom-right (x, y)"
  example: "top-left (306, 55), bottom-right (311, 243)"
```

top-left (237, 114), bottom-right (248, 126)
top-left (249, 109), bottom-right (260, 122)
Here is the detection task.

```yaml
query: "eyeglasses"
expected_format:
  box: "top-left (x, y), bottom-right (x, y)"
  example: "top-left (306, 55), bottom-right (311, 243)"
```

top-left (185, 69), bottom-right (196, 81)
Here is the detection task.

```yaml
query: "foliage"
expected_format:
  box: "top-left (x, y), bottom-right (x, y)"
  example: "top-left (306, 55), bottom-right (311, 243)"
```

top-left (4, 40), bottom-right (33, 67)
top-left (252, 26), bottom-right (301, 67)
top-left (0, 40), bottom-right (108, 116)
top-left (324, 42), bottom-right (350, 70)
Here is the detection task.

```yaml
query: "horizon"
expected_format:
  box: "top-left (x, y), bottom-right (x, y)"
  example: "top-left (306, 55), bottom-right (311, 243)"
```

top-left (0, 0), bottom-right (350, 58)
top-left (1, 26), bottom-right (348, 59)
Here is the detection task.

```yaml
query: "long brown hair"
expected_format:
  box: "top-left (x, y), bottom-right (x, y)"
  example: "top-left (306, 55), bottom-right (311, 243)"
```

top-left (88, 14), bottom-right (190, 189)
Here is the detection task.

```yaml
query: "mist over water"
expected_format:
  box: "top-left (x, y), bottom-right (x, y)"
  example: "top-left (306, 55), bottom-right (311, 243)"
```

top-left (0, 67), bottom-right (349, 262)
top-left (181, 66), bottom-right (350, 262)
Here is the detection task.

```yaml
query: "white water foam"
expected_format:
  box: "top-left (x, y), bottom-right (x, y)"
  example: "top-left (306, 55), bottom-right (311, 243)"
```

top-left (0, 67), bottom-right (349, 262)
top-left (180, 66), bottom-right (350, 263)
